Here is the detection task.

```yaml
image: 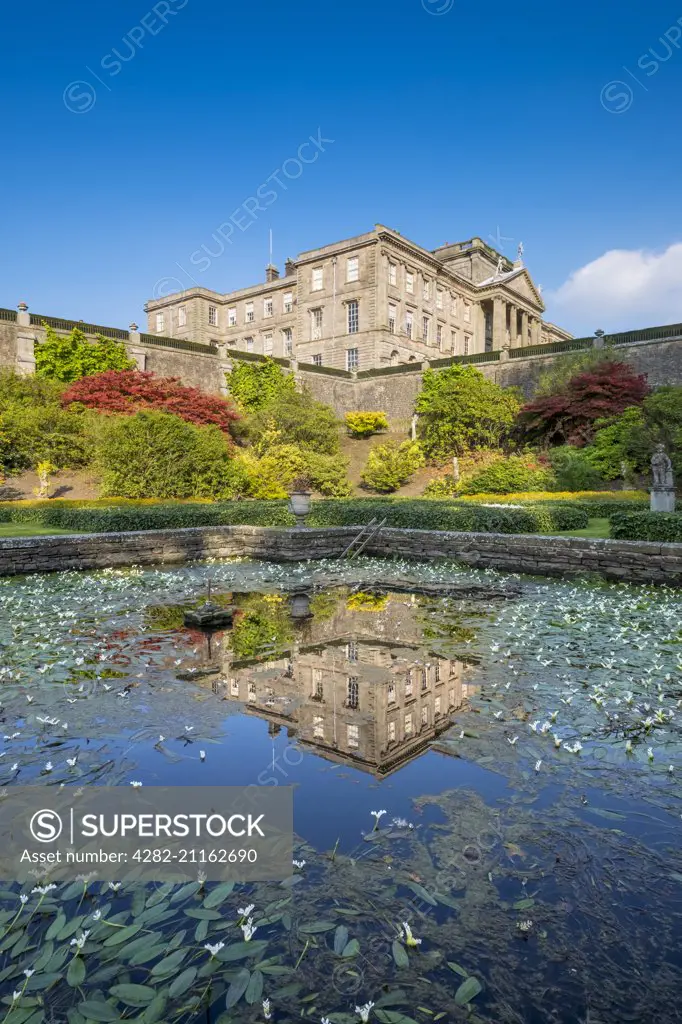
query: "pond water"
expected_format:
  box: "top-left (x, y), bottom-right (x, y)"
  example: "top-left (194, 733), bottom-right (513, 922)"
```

top-left (0, 557), bottom-right (681, 1024)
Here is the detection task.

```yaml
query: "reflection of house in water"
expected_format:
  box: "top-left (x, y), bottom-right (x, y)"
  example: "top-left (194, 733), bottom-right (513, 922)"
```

top-left (188, 593), bottom-right (479, 777)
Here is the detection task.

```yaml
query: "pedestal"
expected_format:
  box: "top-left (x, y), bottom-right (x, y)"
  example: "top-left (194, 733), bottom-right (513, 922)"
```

top-left (650, 489), bottom-right (676, 513)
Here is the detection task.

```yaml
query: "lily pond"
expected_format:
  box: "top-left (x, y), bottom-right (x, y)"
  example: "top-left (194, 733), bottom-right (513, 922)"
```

top-left (0, 556), bottom-right (681, 1024)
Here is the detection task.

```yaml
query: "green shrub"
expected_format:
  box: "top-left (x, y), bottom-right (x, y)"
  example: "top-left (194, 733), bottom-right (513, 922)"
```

top-left (547, 445), bottom-right (605, 490)
top-left (344, 411), bottom-right (389, 438)
top-left (236, 445), bottom-right (352, 499)
top-left (422, 477), bottom-right (458, 498)
top-left (225, 358), bottom-right (296, 412)
top-left (35, 325), bottom-right (135, 384)
top-left (0, 404), bottom-right (91, 471)
top-left (415, 365), bottom-right (522, 460)
top-left (246, 390), bottom-right (340, 455)
top-left (460, 454), bottom-right (555, 495)
top-left (610, 511), bottom-right (682, 543)
top-left (306, 452), bottom-right (352, 497)
top-left (0, 371), bottom-right (64, 411)
top-left (361, 441), bottom-right (424, 493)
top-left (94, 411), bottom-right (243, 500)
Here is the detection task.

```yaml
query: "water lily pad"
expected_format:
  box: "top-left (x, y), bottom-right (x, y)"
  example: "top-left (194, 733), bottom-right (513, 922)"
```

top-left (225, 968), bottom-right (251, 1009)
top-left (455, 976), bottom-right (482, 1005)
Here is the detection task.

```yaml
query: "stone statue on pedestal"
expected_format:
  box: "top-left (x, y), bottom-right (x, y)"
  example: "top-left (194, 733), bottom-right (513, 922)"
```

top-left (650, 444), bottom-right (676, 513)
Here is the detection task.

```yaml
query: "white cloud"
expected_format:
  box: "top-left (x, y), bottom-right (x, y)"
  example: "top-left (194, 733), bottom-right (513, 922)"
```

top-left (545, 243), bottom-right (682, 336)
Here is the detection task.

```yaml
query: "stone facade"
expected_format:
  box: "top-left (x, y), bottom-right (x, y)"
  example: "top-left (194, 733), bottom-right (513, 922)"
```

top-left (188, 596), bottom-right (478, 777)
top-left (145, 226), bottom-right (572, 372)
top-left (1, 525), bottom-right (680, 584)
top-left (2, 302), bottom-right (682, 426)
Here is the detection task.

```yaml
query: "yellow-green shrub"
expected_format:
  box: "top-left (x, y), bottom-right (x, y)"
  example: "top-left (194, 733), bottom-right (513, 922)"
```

top-left (345, 411), bottom-right (389, 438)
top-left (360, 441), bottom-right (424, 493)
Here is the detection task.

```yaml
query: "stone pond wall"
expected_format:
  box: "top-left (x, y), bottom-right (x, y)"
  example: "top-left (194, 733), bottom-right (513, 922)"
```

top-left (1, 526), bottom-right (680, 584)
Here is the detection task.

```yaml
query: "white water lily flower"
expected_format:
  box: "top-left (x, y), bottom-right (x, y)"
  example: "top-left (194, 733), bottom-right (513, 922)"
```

top-left (66, 758), bottom-right (77, 767)
top-left (516, 919), bottom-right (533, 932)
top-left (200, 750), bottom-right (206, 760)
top-left (241, 917), bottom-right (257, 942)
top-left (19, 894), bottom-right (28, 905)
top-left (370, 810), bottom-right (386, 823)
top-left (534, 760), bottom-right (542, 772)
top-left (292, 859), bottom-right (306, 869)
top-left (108, 882), bottom-right (121, 891)
top-left (43, 762), bottom-right (53, 772)
top-left (238, 904), bottom-right (255, 918)
top-left (493, 711), bottom-right (503, 720)
top-left (355, 1002), bottom-right (375, 1023)
top-left (553, 736), bottom-right (562, 749)
top-left (31, 884), bottom-right (56, 895)
top-left (12, 991), bottom-right (21, 1002)
top-left (669, 765), bottom-right (674, 773)
top-left (648, 747), bottom-right (654, 761)
top-left (70, 930), bottom-right (90, 950)
top-left (507, 736), bottom-right (518, 746)
top-left (262, 998), bottom-right (272, 1020)
top-left (204, 941), bottom-right (225, 957)
top-left (625, 739), bottom-right (633, 754)
top-left (130, 781), bottom-right (142, 788)
top-left (529, 721), bottom-right (540, 732)
top-left (23, 969), bottom-right (34, 978)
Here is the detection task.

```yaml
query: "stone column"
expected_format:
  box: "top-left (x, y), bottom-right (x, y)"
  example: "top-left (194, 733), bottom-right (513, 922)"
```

top-left (476, 304), bottom-right (486, 352)
top-left (492, 297), bottom-right (505, 350)
top-left (15, 302), bottom-right (36, 375)
top-left (508, 304), bottom-right (518, 347)
top-left (520, 310), bottom-right (530, 347)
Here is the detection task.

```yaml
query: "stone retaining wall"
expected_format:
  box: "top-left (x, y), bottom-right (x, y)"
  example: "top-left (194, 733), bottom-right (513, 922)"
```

top-left (1, 526), bottom-right (681, 585)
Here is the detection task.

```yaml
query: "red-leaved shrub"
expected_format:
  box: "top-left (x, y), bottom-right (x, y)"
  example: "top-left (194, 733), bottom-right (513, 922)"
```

top-left (518, 360), bottom-right (650, 447)
top-left (61, 370), bottom-right (240, 436)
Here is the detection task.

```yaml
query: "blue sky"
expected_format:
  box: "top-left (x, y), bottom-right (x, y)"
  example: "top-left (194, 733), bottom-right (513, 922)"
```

top-left (3, 0), bottom-right (682, 335)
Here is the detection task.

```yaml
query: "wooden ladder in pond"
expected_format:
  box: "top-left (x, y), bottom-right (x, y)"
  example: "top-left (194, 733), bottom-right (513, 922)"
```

top-left (339, 517), bottom-right (387, 560)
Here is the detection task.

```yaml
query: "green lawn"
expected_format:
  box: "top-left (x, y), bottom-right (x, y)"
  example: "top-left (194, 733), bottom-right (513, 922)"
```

top-left (557, 517), bottom-right (611, 539)
top-left (0, 524), bottom-right (75, 538)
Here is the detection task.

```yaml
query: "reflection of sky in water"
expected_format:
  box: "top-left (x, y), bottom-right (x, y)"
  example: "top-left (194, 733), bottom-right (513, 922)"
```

top-left (1, 558), bottom-right (682, 1023)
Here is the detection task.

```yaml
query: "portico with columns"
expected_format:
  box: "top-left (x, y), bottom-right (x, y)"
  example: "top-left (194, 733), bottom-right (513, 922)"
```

top-left (475, 262), bottom-right (547, 352)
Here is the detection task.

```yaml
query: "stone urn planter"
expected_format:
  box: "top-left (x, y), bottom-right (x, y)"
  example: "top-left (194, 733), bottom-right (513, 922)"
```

top-left (289, 491), bottom-right (312, 518)
top-left (288, 478), bottom-right (313, 528)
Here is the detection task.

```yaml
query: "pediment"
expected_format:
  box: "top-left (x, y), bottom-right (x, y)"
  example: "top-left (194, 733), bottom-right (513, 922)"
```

top-left (505, 270), bottom-right (544, 308)
top-left (477, 268), bottom-right (545, 310)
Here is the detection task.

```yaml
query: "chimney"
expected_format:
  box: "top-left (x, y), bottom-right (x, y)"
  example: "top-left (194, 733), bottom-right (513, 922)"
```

top-left (265, 264), bottom-right (279, 283)
top-left (284, 258), bottom-right (296, 277)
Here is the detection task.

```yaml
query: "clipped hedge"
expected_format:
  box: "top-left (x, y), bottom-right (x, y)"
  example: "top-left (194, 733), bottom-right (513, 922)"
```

top-left (307, 499), bottom-right (589, 534)
top-left (457, 490), bottom-right (647, 504)
top-left (610, 511), bottom-right (682, 544)
top-left (0, 497), bottom-right (589, 536)
top-left (457, 490), bottom-right (647, 521)
top-left (1, 500), bottom-right (294, 533)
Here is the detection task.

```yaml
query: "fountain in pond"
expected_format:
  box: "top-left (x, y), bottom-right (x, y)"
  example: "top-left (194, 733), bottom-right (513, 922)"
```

top-left (183, 579), bottom-right (235, 630)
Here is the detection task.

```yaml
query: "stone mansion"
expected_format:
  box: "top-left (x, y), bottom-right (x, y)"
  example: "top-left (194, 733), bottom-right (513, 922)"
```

top-left (145, 225), bottom-right (572, 371)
